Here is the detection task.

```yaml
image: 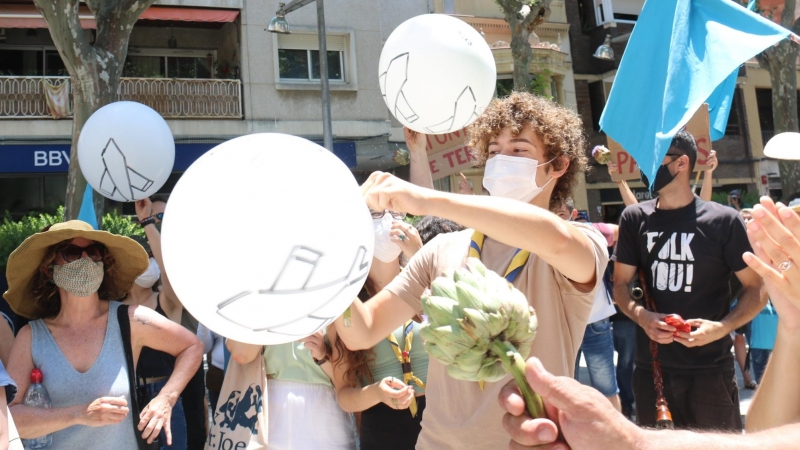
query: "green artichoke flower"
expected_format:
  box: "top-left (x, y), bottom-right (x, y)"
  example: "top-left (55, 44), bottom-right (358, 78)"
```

top-left (421, 257), bottom-right (545, 419)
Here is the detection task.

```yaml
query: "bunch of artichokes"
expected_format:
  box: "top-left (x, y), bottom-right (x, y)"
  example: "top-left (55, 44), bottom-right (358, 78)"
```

top-left (420, 258), bottom-right (545, 419)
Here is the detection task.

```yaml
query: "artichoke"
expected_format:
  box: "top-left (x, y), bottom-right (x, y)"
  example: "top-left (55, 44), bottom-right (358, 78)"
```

top-left (420, 258), bottom-right (545, 419)
top-left (592, 145), bottom-right (612, 165)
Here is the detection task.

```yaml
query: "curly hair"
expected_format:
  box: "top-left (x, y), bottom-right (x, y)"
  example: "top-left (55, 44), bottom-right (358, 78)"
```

top-left (29, 239), bottom-right (127, 319)
top-left (466, 92), bottom-right (588, 210)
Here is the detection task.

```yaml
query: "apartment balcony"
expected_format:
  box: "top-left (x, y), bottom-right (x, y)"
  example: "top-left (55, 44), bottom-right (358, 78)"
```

top-left (0, 76), bottom-right (242, 119)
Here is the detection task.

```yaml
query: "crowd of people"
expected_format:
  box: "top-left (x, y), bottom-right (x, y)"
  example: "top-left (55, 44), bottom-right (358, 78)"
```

top-left (0, 90), bottom-right (797, 450)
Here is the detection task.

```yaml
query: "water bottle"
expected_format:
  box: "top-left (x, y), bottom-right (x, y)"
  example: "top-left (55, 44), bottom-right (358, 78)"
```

top-left (22, 368), bottom-right (52, 449)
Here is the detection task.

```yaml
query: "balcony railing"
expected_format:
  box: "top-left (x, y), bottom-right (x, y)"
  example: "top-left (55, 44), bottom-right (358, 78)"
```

top-left (0, 76), bottom-right (242, 119)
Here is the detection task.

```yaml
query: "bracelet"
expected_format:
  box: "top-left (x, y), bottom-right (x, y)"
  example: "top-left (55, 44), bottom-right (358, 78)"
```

top-left (313, 356), bottom-right (329, 366)
top-left (139, 216), bottom-right (156, 228)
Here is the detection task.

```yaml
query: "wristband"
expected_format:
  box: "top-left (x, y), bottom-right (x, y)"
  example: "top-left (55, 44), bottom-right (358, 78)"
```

top-left (139, 216), bottom-right (156, 228)
top-left (313, 356), bottom-right (329, 366)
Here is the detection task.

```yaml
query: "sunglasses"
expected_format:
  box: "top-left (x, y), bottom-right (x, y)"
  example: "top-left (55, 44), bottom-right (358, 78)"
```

top-left (370, 209), bottom-right (406, 221)
top-left (58, 243), bottom-right (106, 263)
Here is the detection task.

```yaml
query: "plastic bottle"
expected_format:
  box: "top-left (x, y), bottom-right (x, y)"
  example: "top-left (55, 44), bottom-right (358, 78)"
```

top-left (22, 368), bottom-right (52, 449)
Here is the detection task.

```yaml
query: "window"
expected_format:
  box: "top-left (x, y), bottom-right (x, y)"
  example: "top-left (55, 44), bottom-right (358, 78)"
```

top-left (277, 33), bottom-right (346, 82)
top-left (594, 0), bottom-right (644, 25)
top-left (588, 81), bottom-right (606, 132)
top-left (122, 51), bottom-right (214, 79)
top-left (0, 48), bottom-right (66, 76)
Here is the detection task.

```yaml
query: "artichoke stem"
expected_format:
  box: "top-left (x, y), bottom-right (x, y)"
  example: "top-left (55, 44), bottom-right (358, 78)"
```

top-left (490, 340), bottom-right (546, 419)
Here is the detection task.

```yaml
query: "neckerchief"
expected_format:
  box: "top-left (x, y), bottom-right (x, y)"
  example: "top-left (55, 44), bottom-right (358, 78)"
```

top-left (387, 320), bottom-right (426, 417)
top-left (469, 230), bottom-right (530, 390)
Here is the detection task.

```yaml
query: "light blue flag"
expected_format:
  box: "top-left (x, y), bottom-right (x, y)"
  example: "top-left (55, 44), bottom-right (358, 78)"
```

top-left (599, 0), bottom-right (788, 187)
top-left (707, 1), bottom-right (759, 142)
top-left (77, 183), bottom-right (98, 229)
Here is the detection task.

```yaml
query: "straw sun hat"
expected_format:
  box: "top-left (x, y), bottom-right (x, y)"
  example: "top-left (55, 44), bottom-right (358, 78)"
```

top-left (4, 220), bottom-right (149, 319)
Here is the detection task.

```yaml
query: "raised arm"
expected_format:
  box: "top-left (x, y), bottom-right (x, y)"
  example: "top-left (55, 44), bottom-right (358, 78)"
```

top-left (136, 199), bottom-right (182, 320)
top-left (406, 128), bottom-right (434, 190)
top-left (608, 163), bottom-right (638, 207)
top-left (699, 150), bottom-right (717, 202)
top-left (741, 198), bottom-right (800, 431)
top-left (361, 172), bottom-right (600, 285)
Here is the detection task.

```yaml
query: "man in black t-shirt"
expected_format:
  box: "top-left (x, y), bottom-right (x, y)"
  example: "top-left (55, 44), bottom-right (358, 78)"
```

top-left (613, 130), bottom-right (765, 431)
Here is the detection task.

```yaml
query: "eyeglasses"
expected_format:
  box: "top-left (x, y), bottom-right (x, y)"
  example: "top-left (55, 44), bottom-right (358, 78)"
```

top-left (58, 243), bottom-right (106, 263)
top-left (155, 212), bottom-right (164, 221)
top-left (369, 209), bottom-right (406, 221)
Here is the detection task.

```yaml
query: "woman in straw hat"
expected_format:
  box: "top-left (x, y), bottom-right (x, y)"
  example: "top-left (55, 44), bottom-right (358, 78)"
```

top-left (3, 220), bottom-right (203, 450)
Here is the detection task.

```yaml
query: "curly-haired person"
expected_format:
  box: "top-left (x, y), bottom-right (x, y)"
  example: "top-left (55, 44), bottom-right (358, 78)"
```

top-left (334, 92), bottom-right (609, 450)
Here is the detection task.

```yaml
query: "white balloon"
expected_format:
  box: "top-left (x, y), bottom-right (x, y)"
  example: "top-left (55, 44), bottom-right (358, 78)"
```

top-left (78, 101), bottom-right (175, 202)
top-left (378, 14), bottom-right (496, 135)
top-left (161, 134), bottom-right (373, 345)
top-left (764, 132), bottom-right (800, 160)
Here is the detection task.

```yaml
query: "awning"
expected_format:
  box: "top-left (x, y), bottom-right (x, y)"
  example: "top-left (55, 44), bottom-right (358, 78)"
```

top-left (0, 5), bottom-right (239, 29)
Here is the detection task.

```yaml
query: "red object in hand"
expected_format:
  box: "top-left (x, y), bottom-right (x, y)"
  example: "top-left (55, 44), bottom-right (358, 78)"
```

top-left (664, 314), bottom-right (691, 336)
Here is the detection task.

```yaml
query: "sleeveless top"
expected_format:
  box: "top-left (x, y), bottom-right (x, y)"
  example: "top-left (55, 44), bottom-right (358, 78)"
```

top-left (363, 322), bottom-right (428, 393)
top-left (137, 298), bottom-right (176, 379)
top-left (29, 301), bottom-right (138, 450)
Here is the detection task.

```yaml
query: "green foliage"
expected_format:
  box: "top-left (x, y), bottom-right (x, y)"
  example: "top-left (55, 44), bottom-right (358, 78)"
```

top-left (495, 71), bottom-right (553, 99)
top-left (102, 210), bottom-right (145, 238)
top-left (0, 207), bottom-right (142, 271)
top-left (0, 208), bottom-right (63, 271)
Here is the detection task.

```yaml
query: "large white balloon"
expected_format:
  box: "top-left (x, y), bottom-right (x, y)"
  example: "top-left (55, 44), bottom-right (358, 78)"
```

top-left (78, 101), bottom-right (175, 201)
top-left (378, 14), bottom-right (496, 135)
top-left (161, 134), bottom-right (373, 345)
top-left (764, 132), bottom-right (800, 160)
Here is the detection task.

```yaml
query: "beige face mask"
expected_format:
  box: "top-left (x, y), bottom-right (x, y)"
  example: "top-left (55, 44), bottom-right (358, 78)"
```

top-left (52, 257), bottom-right (104, 297)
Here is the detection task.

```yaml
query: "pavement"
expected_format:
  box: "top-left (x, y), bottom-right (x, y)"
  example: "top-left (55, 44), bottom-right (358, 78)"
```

top-left (576, 350), bottom-right (756, 426)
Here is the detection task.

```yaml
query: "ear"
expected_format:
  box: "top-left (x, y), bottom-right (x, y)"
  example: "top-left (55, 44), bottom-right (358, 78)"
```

top-left (675, 155), bottom-right (692, 173)
top-left (571, 209), bottom-right (578, 220)
top-left (548, 155), bottom-right (570, 179)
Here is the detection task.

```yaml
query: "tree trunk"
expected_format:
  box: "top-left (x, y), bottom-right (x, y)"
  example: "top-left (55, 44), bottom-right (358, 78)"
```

top-left (33, 0), bottom-right (156, 224)
top-left (756, 0), bottom-right (800, 200)
top-left (496, 1), bottom-right (551, 93)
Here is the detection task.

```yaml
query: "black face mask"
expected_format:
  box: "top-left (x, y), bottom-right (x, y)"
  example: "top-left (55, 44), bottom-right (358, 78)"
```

top-left (641, 160), bottom-right (677, 193)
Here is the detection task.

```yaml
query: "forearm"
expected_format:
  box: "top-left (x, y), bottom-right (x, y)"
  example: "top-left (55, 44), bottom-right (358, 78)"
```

top-left (617, 181), bottom-right (638, 206)
top-left (721, 286), bottom-right (766, 333)
top-left (699, 171), bottom-right (714, 202)
top-left (334, 299), bottom-right (390, 351)
top-left (335, 383), bottom-right (381, 413)
top-left (422, 193), bottom-right (597, 283)
top-left (614, 282), bottom-right (646, 326)
top-left (10, 404), bottom-right (84, 438)
top-left (159, 342), bottom-right (203, 404)
top-left (746, 326), bottom-right (800, 432)
top-left (409, 150), bottom-right (434, 190)
top-left (637, 423), bottom-right (800, 450)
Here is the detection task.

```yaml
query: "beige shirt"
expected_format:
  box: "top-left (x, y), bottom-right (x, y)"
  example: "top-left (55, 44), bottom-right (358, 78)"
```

top-left (385, 223), bottom-right (608, 450)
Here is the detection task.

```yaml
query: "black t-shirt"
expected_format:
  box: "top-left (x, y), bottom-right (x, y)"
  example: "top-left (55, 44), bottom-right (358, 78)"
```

top-left (614, 196), bottom-right (751, 374)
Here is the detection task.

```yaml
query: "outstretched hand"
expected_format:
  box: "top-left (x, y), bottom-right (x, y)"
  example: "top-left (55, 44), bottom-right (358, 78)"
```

top-left (499, 358), bottom-right (641, 450)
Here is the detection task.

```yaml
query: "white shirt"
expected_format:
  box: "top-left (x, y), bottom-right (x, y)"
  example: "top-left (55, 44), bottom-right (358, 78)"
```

top-left (587, 282), bottom-right (616, 324)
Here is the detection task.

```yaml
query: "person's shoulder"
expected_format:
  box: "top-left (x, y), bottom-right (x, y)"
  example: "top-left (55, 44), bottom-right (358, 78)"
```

top-left (697, 198), bottom-right (743, 222)
top-left (620, 199), bottom-right (655, 219)
top-left (425, 228), bottom-right (473, 249)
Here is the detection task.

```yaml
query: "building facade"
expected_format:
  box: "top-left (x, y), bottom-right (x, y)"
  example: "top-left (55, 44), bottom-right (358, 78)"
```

top-left (0, 0), bottom-right (429, 216)
top-left (566, 0), bottom-right (799, 223)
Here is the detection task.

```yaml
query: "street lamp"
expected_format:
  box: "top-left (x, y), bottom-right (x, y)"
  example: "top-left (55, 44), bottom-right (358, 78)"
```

top-left (593, 35), bottom-right (614, 61)
top-left (269, 0), bottom-right (334, 152)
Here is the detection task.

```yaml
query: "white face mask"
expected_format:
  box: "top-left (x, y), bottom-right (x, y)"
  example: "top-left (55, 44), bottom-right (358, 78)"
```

top-left (135, 257), bottom-right (161, 288)
top-left (372, 213), bottom-right (402, 263)
top-left (482, 154), bottom-right (556, 203)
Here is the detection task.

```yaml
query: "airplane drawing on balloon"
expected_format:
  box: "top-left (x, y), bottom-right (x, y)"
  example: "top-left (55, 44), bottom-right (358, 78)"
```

top-left (216, 245), bottom-right (370, 337)
top-left (379, 52), bottom-right (479, 134)
top-left (98, 138), bottom-right (154, 201)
